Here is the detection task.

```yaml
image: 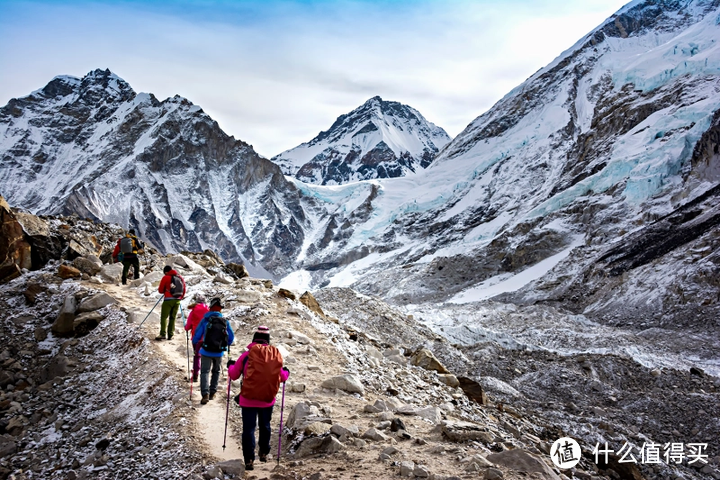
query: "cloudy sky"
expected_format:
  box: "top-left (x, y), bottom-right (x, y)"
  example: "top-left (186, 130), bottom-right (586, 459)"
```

top-left (0, 0), bottom-right (629, 157)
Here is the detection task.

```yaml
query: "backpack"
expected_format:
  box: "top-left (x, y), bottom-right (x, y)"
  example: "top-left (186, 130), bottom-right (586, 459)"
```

top-left (120, 236), bottom-right (135, 254)
top-left (240, 344), bottom-right (283, 403)
top-left (169, 275), bottom-right (185, 299)
top-left (202, 315), bottom-right (228, 353)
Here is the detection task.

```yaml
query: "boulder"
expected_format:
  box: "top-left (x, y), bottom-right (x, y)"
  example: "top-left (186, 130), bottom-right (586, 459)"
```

top-left (287, 402), bottom-right (330, 430)
top-left (57, 264), bottom-right (81, 279)
top-left (458, 377), bottom-right (489, 405)
top-left (410, 348), bottom-right (449, 373)
top-left (278, 288), bottom-right (297, 300)
top-left (288, 330), bottom-right (312, 345)
top-left (214, 460), bottom-right (244, 477)
top-left (486, 450), bottom-right (560, 480)
top-left (321, 374), bottom-right (364, 394)
top-left (225, 263), bottom-right (249, 279)
top-left (66, 234), bottom-right (102, 259)
top-left (131, 270), bottom-right (163, 287)
top-left (52, 295), bottom-right (77, 336)
top-left (294, 435), bottom-right (344, 458)
top-left (362, 428), bottom-right (388, 442)
top-left (416, 406), bottom-right (442, 424)
top-left (442, 420), bottom-right (495, 443)
top-left (99, 263), bottom-right (124, 283)
top-left (399, 461), bottom-right (415, 477)
top-left (78, 293), bottom-right (116, 312)
top-left (299, 291), bottom-right (325, 317)
top-left (170, 254), bottom-right (203, 272)
top-left (213, 272), bottom-right (234, 284)
top-left (0, 196), bottom-right (32, 283)
top-left (304, 422), bottom-right (332, 436)
top-left (73, 311), bottom-right (104, 336)
top-left (0, 434), bottom-right (16, 457)
top-left (73, 256), bottom-right (102, 276)
top-left (23, 282), bottom-right (47, 305)
top-left (437, 373), bottom-right (460, 388)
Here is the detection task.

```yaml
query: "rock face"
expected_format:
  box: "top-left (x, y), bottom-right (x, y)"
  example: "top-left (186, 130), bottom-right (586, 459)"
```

top-left (272, 96), bottom-right (450, 185)
top-left (0, 196), bottom-right (32, 283)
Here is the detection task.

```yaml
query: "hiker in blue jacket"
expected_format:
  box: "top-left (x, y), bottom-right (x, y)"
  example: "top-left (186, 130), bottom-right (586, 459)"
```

top-left (192, 297), bottom-right (234, 404)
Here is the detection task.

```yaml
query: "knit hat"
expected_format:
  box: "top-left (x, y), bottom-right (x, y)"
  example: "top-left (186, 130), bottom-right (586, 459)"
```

top-left (252, 325), bottom-right (270, 344)
top-left (209, 297), bottom-right (223, 310)
top-left (193, 293), bottom-right (206, 304)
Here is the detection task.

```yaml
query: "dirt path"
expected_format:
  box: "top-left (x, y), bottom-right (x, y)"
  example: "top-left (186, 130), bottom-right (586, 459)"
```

top-left (102, 284), bottom-right (244, 461)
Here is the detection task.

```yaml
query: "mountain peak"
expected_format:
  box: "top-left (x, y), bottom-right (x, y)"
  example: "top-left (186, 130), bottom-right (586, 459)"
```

top-left (272, 97), bottom-right (450, 185)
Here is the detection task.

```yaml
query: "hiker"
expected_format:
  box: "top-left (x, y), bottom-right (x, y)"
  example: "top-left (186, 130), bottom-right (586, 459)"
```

top-left (184, 293), bottom-right (208, 382)
top-left (192, 297), bottom-right (234, 404)
top-left (112, 229), bottom-right (144, 285)
top-left (156, 265), bottom-right (186, 341)
top-left (227, 326), bottom-right (289, 471)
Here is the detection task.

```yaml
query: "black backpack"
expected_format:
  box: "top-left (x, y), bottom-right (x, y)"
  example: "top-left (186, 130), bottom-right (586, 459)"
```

top-left (120, 236), bottom-right (135, 254)
top-left (203, 315), bottom-right (228, 353)
top-left (169, 275), bottom-right (184, 299)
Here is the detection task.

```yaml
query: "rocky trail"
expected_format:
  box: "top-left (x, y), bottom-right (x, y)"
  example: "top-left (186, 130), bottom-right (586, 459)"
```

top-left (1, 210), bottom-right (719, 480)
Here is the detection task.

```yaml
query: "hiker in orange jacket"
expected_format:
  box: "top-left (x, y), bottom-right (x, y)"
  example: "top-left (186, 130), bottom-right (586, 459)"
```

top-left (227, 326), bottom-right (289, 471)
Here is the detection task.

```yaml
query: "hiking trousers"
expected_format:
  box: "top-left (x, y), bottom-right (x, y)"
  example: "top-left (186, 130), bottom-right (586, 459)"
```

top-left (121, 257), bottom-right (140, 284)
top-left (160, 299), bottom-right (180, 338)
top-left (241, 406), bottom-right (274, 463)
top-left (200, 355), bottom-right (222, 396)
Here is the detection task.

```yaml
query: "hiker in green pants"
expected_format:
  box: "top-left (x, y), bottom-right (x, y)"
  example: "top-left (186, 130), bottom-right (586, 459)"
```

top-left (156, 265), bottom-right (186, 341)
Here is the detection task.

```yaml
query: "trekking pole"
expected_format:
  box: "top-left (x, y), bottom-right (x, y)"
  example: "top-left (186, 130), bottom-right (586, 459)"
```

top-left (179, 304), bottom-right (190, 381)
top-left (276, 380), bottom-right (286, 466)
top-left (222, 346), bottom-right (232, 451)
top-left (137, 296), bottom-right (163, 328)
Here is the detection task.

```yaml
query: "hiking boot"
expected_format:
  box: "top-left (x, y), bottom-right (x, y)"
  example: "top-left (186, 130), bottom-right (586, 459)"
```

top-left (208, 392), bottom-right (215, 400)
top-left (201, 394), bottom-right (209, 405)
top-left (259, 453), bottom-right (268, 463)
top-left (154, 335), bottom-right (165, 341)
top-left (244, 460), bottom-right (254, 471)
top-left (167, 336), bottom-right (173, 341)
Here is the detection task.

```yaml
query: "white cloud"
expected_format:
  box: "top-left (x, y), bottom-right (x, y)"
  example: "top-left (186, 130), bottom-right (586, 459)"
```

top-left (0, 0), bottom-right (630, 157)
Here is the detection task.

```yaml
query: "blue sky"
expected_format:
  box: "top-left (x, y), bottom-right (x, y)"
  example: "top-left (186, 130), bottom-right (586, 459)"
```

top-left (0, 0), bottom-right (630, 157)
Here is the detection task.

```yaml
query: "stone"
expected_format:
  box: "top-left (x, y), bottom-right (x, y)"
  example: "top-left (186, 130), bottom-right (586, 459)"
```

top-left (321, 374), bottom-right (364, 394)
top-left (484, 468), bottom-right (504, 480)
top-left (400, 461), bottom-right (415, 477)
top-left (289, 330), bottom-right (312, 345)
top-left (390, 418), bottom-right (407, 432)
top-left (34, 326), bottom-right (47, 342)
top-left (73, 256), bottom-right (102, 276)
top-left (225, 263), bottom-right (249, 278)
top-left (486, 450), bottom-right (560, 480)
top-left (0, 434), bottom-right (16, 457)
top-left (131, 271), bottom-right (163, 287)
top-left (410, 348), bottom-right (449, 373)
top-left (57, 264), bottom-right (81, 279)
top-left (416, 406), bottom-right (442, 424)
top-left (23, 282), bottom-right (47, 305)
top-left (386, 354), bottom-right (408, 365)
top-left (0, 197), bottom-right (32, 283)
top-left (437, 374), bottom-right (460, 388)
top-left (288, 382), bottom-right (306, 393)
top-left (442, 421), bottom-right (495, 443)
top-left (414, 465), bottom-right (430, 478)
top-left (215, 459), bottom-right (244, 476)
top-left (73, 311), bottom-right (104, 336)
top-left (52, 295), bottom-right (77, 336)
top-left (286, 402), bottom-right (331, 430)
top-left (294, 435), bottom-right (344, 457)
top-left (99, 264), bottom-right (124, 283)
top-left (304, 422), bottom-right (332, 436)
top-left (213, 272), bottom-right (234, 284)
top-left (299, 291), bottom-right (325, 317)
top-left (384, 348), bottom-right (402, 357)
top-left (382, 446), bottom-right (400, 456)
top-left (458, 377), bottom-right (489, 405)
top-left (278, 288), bottom-right (297, 300)
top-left (330, 424), bottom-right (356, 438)
top-left (362, 428), bottom-right (389, 441)
top-left (262, 279), bottom-right (273, 288)
top-left (78, 293), bottom-right (116, 312)
top-left (379, 411), bottom-right (394, 421)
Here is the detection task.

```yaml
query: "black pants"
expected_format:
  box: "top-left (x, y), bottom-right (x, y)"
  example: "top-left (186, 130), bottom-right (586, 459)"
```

top-left (242, 406), bottom-right (274, 462)
top-left (121, 257), bottom-right (140, 284)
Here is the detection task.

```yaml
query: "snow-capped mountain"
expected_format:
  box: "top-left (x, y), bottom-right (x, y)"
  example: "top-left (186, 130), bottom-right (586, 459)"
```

top-left (0, 69), bottom-right (312, 276)
top-left (271, 96), bottom-right (450, 185)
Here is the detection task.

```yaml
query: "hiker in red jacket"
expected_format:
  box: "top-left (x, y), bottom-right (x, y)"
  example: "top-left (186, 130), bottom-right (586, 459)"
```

top-left (156, 265), bottom-right (186, 341)
top-left (227, 326), bottom-right (289, 471)
top-left (184, 293), bottom-right (208, 382)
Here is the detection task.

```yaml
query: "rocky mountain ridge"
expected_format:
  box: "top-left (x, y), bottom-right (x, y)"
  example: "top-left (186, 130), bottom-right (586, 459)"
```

top-left (272, 96), bottom-right (451, 185)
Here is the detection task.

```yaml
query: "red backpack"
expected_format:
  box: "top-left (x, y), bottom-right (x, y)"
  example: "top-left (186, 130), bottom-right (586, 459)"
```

top-left (240, 344), bottom-right (283, 403)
